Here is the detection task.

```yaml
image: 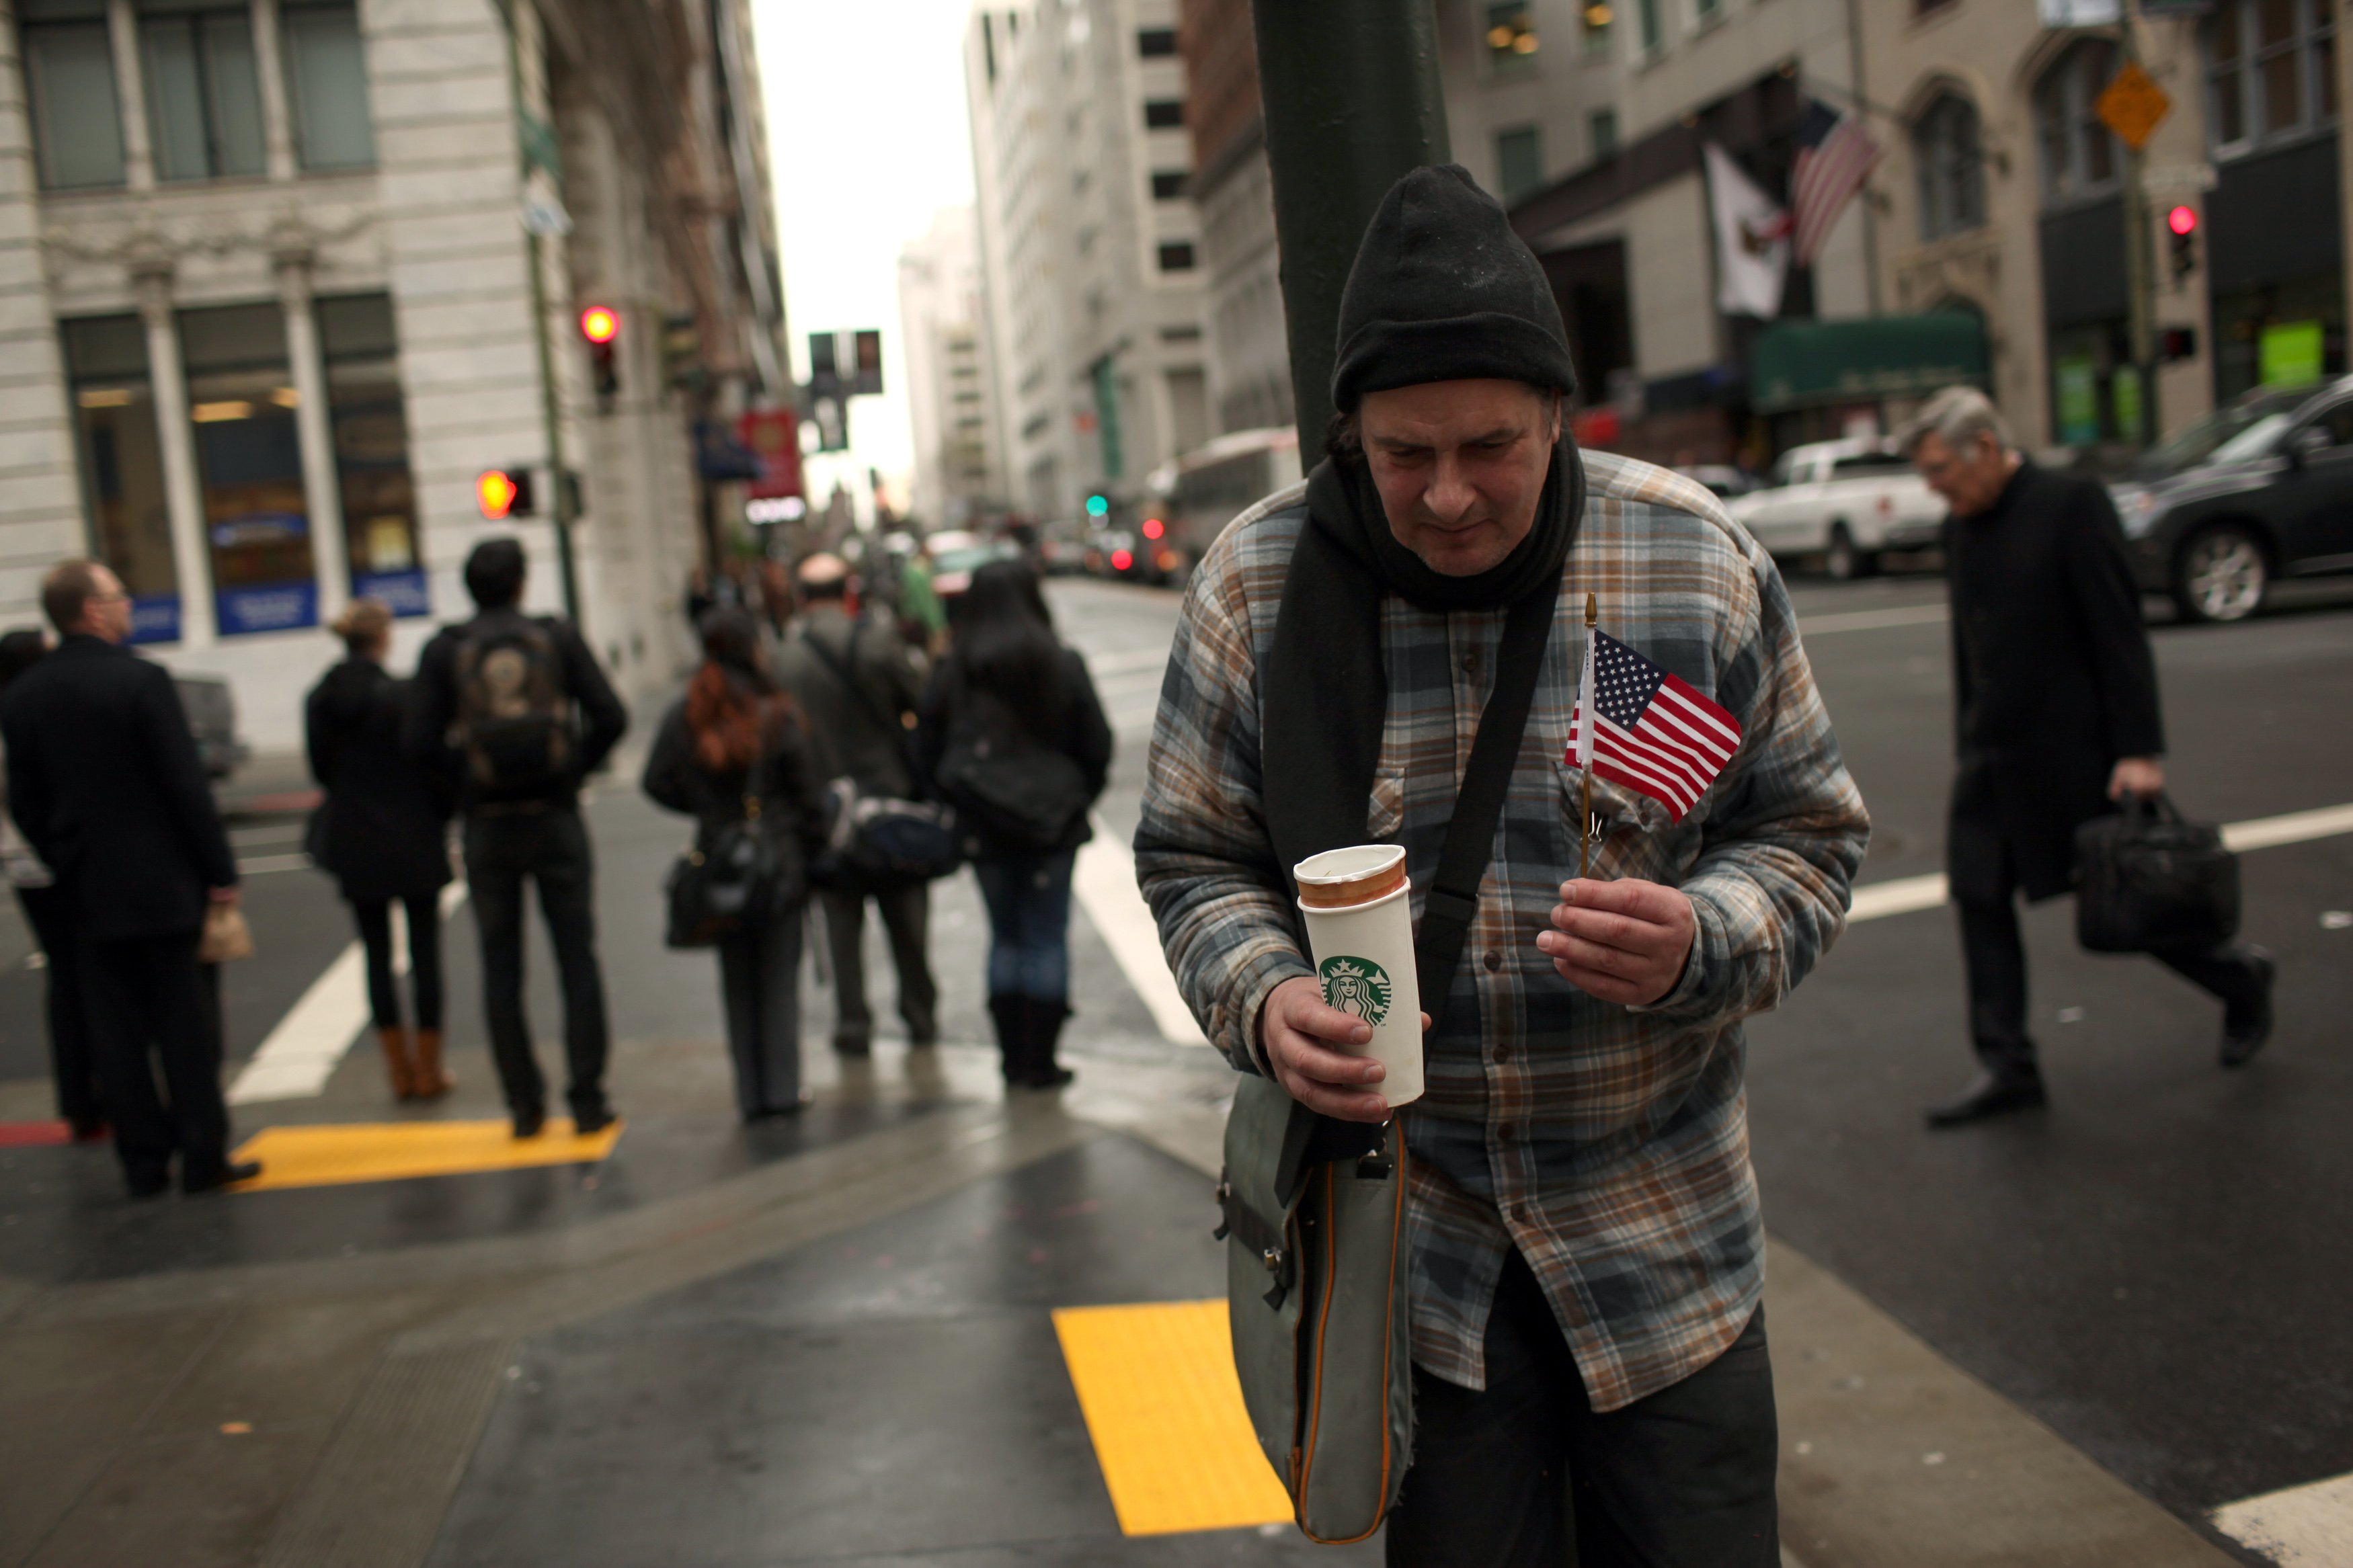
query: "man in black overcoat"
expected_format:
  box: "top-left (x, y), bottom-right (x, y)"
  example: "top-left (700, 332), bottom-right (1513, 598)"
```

top-left (1901, 387), bottom-right (2275, 1127)
top-left (0, 562), bottom-right (259, 1195)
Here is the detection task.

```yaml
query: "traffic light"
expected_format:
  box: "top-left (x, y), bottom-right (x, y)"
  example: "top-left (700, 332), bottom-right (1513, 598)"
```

top-left (477, 467), bottom-right (535, 520)
top-left (580, 304), bottom-right (620, 404)
top-left (2160, 326), bottom-right (2199, 364)
top-left (2166, 206), bottom-right (2198, 283)
top-left (1085, 493), bottom-right (1110, 519)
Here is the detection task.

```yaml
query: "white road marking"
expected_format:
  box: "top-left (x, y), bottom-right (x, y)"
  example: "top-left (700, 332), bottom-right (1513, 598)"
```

top-left (237, 853), bottom-right (317, 876)
top-left (2212, 1470), bottom-right (2353, 1565)
top-left (1845, 800), bottom-right (2353, 925)
top-left (1796, 603), bottom-right (1951, 636)
top-left (1071, 813), bottom-right (1207, 1048)
top-left (227, 880), bottom-right (469, 1104)
top-left (1083, 646), bottom-right (1176, 679)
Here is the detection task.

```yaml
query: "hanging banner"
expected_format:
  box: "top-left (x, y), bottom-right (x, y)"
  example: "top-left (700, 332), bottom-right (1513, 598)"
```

top-left (740, 409), bottom-right (805, 499)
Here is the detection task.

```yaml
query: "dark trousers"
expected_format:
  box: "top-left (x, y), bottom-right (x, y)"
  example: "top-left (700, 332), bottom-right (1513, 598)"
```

top-left (1958, 840), bottom-right (2266, 1080)
top-left (78, 929), bottom-right (230, 1188)
top-left (972, 851), bottom-right (1075, 1001)
top-left (1385, 1251), bottom-right (1780, 1568)
top-left (717, 908), bottom-right (803, 1116)
top-left (17, 884), bottom-right (99, 1127)
top-left (817, 878), bottom-right (936, 1048)
top-left (464, 809), bottom-right (610, 1117)
top-left (350, 893), bottom-right (443, 1031)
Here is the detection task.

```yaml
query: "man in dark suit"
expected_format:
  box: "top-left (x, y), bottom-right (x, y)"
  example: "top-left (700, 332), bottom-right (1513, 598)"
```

top-left (1902, 387), bottom-right (2275, 1128)
top-left (0, 561), bottom-right (257, 1195)
top-left (407, 539), bottom-right (627, 1138)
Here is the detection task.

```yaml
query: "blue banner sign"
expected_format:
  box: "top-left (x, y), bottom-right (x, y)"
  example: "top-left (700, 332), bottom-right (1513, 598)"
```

top-left (128, 595), bottom-right (181, 645)
top-left (218, 581), bottom-right (319, 636)
top-left (353, 569), bottom-right (432, 618)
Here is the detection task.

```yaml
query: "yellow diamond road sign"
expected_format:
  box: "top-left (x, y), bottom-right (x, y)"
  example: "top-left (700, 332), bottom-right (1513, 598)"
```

top-left (2098, 62), bottom-right (2172, 151)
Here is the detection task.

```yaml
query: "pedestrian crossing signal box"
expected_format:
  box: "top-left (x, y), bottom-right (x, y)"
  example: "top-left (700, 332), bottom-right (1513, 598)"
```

top-left (477, 468), bottom-right (536, 520)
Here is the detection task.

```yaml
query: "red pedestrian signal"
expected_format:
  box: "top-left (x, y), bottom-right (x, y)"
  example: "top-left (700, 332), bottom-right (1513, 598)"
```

top-left (580, 305), bottom-right (620, 343)
top-left (2167, 205), bottom-right (2197, 237)
top-left (477, 468), bottom-right (534, 520)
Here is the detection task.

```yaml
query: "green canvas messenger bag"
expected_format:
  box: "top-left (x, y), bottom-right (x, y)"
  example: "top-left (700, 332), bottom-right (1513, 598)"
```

top-left (1214, 589), bottom-right (1554, 1544)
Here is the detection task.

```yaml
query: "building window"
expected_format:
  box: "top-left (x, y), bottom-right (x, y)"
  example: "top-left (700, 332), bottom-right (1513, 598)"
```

top-left (21, 0), bottom-right (127, 190)
top-left (1590, 108), bottom-right (1620, 159)
top-left (1486, 2), bottom-right (1538, 69)
top-left (319, 294), bottom-right (425, 614)
top-left (178, 303), bottom-right (318, 634)
top-left (281, 0), bottom-right (375, 169)
top-left (1581, 1), bottom-right (1613, 55)
top-left (2208, 0), bottom-right (2337, 151)
top-left (1496, 125), bottom-right (1542, 200)
top-left (140, 0), bottom-right (268, 181)
top-left (1143, 98), bottom-right (1185, 129)
top-left (2037, 40), bottom-right (2121, 202)
top-left (61, 317), bottom-right (178, 641)
top-left (1157, 241), bottom-right (1197, 272)
top-left (1137, 26), bottom-right (1176, 56)
top-left (1151, 169), bottom-right (1187, 200)
top-left (1913, 92), bottom-right (1987, 241)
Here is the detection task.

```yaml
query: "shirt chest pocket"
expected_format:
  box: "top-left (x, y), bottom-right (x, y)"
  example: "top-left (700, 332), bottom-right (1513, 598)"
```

top-left (1554, 760), bottom-right (1677, 882)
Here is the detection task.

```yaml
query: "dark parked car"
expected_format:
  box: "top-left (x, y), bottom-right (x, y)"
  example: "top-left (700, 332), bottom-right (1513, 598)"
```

top-left (173, 674), bottom-right (249, 779)
top-left (2110, 379), bottom-right (2353, 622)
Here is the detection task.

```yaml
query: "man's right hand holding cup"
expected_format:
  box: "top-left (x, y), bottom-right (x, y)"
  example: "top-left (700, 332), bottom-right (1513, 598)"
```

top-left (1259, 975), bottom-right (1429, 1124)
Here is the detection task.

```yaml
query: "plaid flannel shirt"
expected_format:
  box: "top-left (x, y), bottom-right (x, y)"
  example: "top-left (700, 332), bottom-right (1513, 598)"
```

top-left (1134, 452), bottom-right (1869, 1410)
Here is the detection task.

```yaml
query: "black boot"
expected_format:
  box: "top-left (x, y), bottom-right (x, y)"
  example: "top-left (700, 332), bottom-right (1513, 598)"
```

top-left (2220, 947), bottom-right (2277, 1068)
top-left (988, 994), bottom-right (1027, 1085)
top-left (1025, 997), bottom-right (1074, 1089)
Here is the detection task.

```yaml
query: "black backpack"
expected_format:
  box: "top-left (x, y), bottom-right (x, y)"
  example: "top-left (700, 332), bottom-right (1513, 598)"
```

top-left (452, 616), bottom-right (574, 791)
top-left (933, 684), bottom-right (1090, 854)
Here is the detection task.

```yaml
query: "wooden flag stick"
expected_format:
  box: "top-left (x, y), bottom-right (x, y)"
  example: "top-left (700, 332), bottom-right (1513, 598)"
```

top-left (1581, 590), bottom-right (1596, 880)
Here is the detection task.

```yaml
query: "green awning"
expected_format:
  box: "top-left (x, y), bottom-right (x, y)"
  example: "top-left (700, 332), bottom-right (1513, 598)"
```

top-left (1749, 313), bottom-right (1990, 413)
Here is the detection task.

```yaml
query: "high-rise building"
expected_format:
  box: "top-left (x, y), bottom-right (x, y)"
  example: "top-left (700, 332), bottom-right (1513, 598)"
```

top-left (1, 0), bottom-right (789, 747)
top-left (898, 206), bottom-right (1008, 528)
top-left (1176, 0), bottom-right (1290, 438)
top-left (965, 1), bottom-right (1209, 523)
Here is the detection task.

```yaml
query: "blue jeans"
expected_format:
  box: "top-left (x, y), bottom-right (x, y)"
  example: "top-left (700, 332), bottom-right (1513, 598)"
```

top-left (972, 852), bottom-right (1074, 1001)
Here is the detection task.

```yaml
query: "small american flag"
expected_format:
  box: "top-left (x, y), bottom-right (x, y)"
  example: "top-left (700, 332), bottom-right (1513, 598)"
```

top-left (1790, 98), bottom-right (1881, 269)
top-left (1568, 631), bottom-right (1743, 823)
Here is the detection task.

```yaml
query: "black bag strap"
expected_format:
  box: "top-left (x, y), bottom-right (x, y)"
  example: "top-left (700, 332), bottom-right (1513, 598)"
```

top-left (1413, 589), bottom-right (1556, 1032)
top-left (801, 622), bottom-right (903, 740)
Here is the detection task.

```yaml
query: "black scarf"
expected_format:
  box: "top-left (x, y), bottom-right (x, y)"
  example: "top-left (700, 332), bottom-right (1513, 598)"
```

top-left (1262, 440), bottom-right (1586, 891)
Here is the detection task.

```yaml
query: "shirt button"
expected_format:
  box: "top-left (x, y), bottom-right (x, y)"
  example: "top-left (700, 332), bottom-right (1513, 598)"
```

top-left (1511, 1200), bottom-right (1531, 1222)
top-left (1461, 651), bottom-right (1479, 674)
top-left (1492, 1043), bottom-right (1511, 1063)
top-left (1483, 949), bottom-right (1502, 972)
top-left (1496, 1120), bottom-right (1517, 1141)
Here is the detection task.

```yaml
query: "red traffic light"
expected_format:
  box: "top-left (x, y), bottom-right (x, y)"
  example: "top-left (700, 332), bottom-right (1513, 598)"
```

top-left (1141, 518), bottom-right (1164, 540)
top-left (580, 305), bottom-right (620, 343)
top-left (2167, 205), bottom-right (2198, 237)
top-left (1111, 548), bottom-right (1133, 572)
top-left (477, 470), bottom-right (519, 519)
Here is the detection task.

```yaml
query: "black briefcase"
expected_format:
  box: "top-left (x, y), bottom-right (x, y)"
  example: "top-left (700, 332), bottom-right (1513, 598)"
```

top-left (2074, 792), bottom-right (2239, 954)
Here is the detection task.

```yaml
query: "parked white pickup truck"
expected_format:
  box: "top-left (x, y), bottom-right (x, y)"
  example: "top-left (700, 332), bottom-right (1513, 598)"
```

top-left (1725, 438), bottom-right (1948, 579)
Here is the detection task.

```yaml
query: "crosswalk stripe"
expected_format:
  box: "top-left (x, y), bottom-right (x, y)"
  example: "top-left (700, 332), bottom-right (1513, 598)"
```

top-left (227, 880), bottom-right (470, 1104)
top-left (2212, 1469), bottom-right (2353, 1565)
top-left (1072, 814), bottom-right (1207, 1048)
top-left (1845, 800), bottom-right (2353, 925)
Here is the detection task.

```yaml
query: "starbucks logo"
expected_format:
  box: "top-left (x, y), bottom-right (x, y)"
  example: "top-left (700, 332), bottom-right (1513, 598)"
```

top-left (1319, 956), bottom-right (1393, 1026)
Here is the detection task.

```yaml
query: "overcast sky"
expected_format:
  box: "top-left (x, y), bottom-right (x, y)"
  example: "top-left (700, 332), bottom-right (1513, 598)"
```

top-left (748, 0), bottom-right (977, 518)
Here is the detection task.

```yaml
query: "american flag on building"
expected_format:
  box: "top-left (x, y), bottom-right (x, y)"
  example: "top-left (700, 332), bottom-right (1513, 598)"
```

top-left (1568, 631), bottom-right (1743, 823)
top-left (1789, 97), bottom-right (1882, 268)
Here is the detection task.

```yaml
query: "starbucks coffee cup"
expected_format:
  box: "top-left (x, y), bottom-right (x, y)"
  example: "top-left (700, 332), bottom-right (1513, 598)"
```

top-left (1294, 844), bottom-right (1423, 1108)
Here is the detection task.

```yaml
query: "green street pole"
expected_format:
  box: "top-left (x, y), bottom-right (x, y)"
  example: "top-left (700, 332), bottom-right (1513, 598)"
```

top-left (1249, 0), bottom-right (1450, 455)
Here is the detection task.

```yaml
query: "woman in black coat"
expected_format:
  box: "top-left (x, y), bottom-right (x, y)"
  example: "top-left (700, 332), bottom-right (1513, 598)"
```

top-left (305, 598), bottom-right (454, 1101)
top-left (917, 559), bottom-right (1111, 1089)
top-left (643, 608), bottom-right (828, 1118)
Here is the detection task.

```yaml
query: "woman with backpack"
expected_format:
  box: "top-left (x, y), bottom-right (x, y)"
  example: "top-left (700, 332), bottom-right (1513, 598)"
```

top-left (918, 559), bottom-right (1111, 1089)
top-left (305, 598), bottom-right (456, 1101)
top-left (643, 608), bottom-right (827, 1119)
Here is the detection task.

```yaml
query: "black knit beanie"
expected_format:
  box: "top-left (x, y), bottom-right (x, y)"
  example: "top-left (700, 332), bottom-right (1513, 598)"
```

top-left (1330, 163), bottom-right (1578, 413)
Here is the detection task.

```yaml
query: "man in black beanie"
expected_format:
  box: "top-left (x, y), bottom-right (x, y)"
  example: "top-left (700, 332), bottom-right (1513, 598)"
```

top-left (1137, 165), bottom-right (1868, 1566)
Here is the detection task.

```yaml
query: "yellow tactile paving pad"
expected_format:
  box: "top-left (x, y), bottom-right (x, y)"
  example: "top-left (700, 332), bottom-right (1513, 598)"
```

top-left (1051, 1299), bottom-right (1294, 1536)
top-left (227, 1118), bottom-right (623, 1191)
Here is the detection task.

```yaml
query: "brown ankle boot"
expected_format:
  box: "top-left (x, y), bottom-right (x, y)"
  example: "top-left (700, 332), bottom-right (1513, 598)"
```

top-left (378, 1026), bottom-right (417, 1100)
top-left (411, 1028), bottom-right (454, 1099)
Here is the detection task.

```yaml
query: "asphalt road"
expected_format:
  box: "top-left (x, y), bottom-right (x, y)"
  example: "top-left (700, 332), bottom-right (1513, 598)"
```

top-left (0, 563), bottom-right (2344, 1557)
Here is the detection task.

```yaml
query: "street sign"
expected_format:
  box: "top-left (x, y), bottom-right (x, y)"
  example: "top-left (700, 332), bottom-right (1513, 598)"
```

top-left (2097, 63), bottom-right (2171, 151)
